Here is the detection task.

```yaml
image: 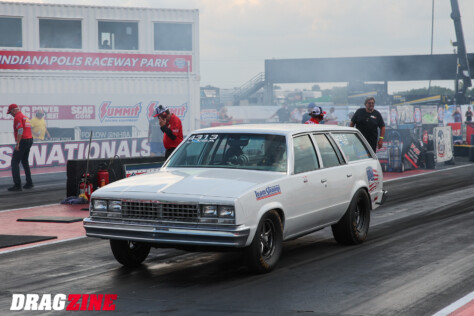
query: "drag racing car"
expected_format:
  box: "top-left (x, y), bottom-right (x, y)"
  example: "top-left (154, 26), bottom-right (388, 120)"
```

top-left (84, 124), bottom-right (387, 273)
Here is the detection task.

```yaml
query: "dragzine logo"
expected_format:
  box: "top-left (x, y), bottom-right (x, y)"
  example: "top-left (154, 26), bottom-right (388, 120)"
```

top-left (255, 184), bottom-right (281, 200)
top-left (11, 294), bottom-right (117, 311)
top-left (146, 101), bottom-right (188, 120)
top-left (99, 101), bottom-right (142, 122)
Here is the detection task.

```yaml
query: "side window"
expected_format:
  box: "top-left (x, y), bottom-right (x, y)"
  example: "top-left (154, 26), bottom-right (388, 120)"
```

top-left (98, 21), bottom-right (138, 50)
top-left (293, 135), bottom-right (319, 174)
top-left (0, 17), bottom-right (22, 47)
top-left (39, 19), bottom-right (82, 49)
top-left (313, 134), bottom-right (342, 168)
top-left (154, 22), bottom-right (192, 51)
top-left (332, 133), bottom-right (371, 162)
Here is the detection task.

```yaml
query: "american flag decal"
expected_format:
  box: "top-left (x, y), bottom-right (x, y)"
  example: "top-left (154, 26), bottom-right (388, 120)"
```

top-left (366, 166), bottom-right (379, 193)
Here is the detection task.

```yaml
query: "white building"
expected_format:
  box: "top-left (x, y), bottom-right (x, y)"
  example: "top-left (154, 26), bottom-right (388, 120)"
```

top-left (0, 2), bottom-right (200, 146)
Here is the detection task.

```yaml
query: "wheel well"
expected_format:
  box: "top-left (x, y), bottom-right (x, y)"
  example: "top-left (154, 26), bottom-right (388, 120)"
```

top-left (271, 208), bottom-right (285, 228)
top-left (360, 187), bottom-right (372, 211)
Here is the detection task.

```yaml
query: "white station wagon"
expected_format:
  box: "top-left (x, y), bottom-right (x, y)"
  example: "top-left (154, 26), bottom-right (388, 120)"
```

top-left (84, 124), bottom-right (387, 273)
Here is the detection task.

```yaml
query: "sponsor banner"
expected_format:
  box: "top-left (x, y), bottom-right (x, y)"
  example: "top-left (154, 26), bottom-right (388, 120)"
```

top-left (421, 105), bottom-right (438, 124)
top-left (145, 101), bottom-right (188, 121)
top-left (447, 122), bottom-right (462, 144)
top-left (414, 106), bottom-right (422, 126)
top-left (0, 105), bottom-right (95, 120)
top-left (48, 128), bottom-right (75, 141)
top-left (397, 105), bottom-right (414, 124)
top-left (0, 137), bottom-right (150, 170)
top-left (0, 51), bottom-right (192, 72)
top-left (433, 126), bottom-right (453, 163)
top-left (404, 141), bottom-right (424, 169)
top-left (200, 109), bottom-right (219, 121)
top-left (79, 126), bottom-right (133, 140)
top-left (99, 101), bottom-right (141, 123)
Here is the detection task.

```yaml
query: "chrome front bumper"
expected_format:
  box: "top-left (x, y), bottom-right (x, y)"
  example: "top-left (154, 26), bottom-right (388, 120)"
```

top-left (83, 217), bottom-right (250, 248)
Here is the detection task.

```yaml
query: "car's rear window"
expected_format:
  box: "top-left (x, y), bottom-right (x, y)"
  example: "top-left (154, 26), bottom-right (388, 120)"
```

top-left (165, 133), bottom-right (287, 172)
top-left (332, 133), bottom-right (371, 161)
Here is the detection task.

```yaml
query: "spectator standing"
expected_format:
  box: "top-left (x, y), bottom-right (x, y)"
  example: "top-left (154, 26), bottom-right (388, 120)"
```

top-left (304, 106), bottom-right (326, 124)
top-left (325, 107), bottom-right (338, 121)
top-left (350, 97), bottom-right (385, 152)
top-left (465, 106), bottom-right (472, 123)
top-left (148, 117), bottom-right (165, 156)
top-left (7, 104), bottom-right (34, 191)
top-left (301, 103), bottom-right (315, 123)
top-left (154, 105), bottom-right (183, 158)
top-left (30, 109), bottom-right (50, 141)
top-left (219, 106), bottom-right (232, 122)
top-left (271, 103), bottom-right (291, 123)
top-left (452, 106), bottom-right (462, 122)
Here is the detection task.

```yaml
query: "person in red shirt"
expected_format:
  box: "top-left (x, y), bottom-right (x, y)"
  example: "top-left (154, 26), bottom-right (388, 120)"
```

top-left (154, 105), bottom-right (183, 158)
top-left (304, 106), bottom-right (326, 124)
top-left (7, 104), bottom-right (34, 191)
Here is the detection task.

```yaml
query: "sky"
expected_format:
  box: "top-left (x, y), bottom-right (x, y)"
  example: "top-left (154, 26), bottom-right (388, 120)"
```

top-left (6, 0), bottom-right (474, 93)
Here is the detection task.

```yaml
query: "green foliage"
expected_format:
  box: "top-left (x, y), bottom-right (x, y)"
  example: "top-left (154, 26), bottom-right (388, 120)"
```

top-left (393, 85), bottom-right (454, 96)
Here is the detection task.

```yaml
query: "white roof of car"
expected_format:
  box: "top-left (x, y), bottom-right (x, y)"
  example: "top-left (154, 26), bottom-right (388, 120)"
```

top-left (195, 123), bottom-right (356, 136)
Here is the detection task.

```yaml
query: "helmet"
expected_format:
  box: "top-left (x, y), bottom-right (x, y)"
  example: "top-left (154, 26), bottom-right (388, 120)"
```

top-left (311, 106), bottom-right (326, 116)
top-left (154, 105), bottom-right (169, 118)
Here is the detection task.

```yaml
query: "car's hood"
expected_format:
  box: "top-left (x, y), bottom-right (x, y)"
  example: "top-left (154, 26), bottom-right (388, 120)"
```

top-left (95, 168), bottom-right (285, 198)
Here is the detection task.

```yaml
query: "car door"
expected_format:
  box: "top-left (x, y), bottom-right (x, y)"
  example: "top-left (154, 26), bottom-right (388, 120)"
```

top-left (284, 134), bottom-right (330, 238)
top-left (311, 133), bottom-right (355, 224)
top-left (331, 131), bottom-right (379, 208)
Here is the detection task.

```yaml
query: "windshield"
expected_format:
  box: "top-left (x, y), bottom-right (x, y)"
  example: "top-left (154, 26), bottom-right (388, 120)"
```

top-left (165, 133), bottom-right (287, 172)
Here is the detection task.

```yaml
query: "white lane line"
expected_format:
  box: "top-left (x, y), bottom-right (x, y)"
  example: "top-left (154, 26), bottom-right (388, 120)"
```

top-left (384, 163), bottom-right (473, 183)
top-left (432, 291), bottom-right (474, 316)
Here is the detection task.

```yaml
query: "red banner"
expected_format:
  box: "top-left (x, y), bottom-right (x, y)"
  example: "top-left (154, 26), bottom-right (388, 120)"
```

top-left (0, 105), bottom-right (95, 120)
top-left (0, 51), bottom-right (192, 72)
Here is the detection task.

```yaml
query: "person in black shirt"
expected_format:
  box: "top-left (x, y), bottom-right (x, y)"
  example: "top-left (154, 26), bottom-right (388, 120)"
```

top-left (465, 106), bottom-right (472, 123)
top-left (350, 97), bottom-right (385, 152)
top-left (271, 103), bottom-right (291, 123)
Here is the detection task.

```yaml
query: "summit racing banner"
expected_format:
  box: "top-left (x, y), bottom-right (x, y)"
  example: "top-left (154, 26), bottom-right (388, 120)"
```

top-left (0, 137), bottom-right (150, 170)
top-left (0, 51), bottom-right (192, 72)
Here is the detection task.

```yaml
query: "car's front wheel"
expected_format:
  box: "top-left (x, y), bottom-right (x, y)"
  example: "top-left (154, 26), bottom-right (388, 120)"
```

top-left (244, 210), bottom-right (283, 274)
top-left (331, 189), bottom-right (371, 245)
top-left (110, 239), bottom-right (151, 268)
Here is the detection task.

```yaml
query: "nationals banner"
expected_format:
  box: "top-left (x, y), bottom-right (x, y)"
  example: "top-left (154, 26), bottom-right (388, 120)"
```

top-left (0, 137), bottom-right (150, 170)
top-left (0, 51), bottom-right (192, 72)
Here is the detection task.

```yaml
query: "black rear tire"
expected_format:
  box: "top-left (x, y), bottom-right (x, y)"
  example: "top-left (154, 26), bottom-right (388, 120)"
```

top-left (331, 189), bottom-right (371, 245)
top-left (244, 210), bottom-right (283, 274)
top-left (110, 239), bottom-right (151, 268)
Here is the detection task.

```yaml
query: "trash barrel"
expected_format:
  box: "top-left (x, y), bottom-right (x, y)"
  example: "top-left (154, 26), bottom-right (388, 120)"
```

top-left (425, 152), bottom-right (435, 169)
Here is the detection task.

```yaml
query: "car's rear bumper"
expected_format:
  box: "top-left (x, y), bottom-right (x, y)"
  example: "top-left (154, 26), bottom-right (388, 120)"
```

top-left (83, 217), bottom-right (250, 247)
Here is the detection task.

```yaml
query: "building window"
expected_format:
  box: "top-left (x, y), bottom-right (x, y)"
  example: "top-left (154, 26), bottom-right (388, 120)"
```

top-left (0, 17), bottom-right (22, 47)
top-left (98, 21), bottom-right (138, 50)
top-left (39, 19), bottom-right (82, 49)
top-left (154, 22), bottom-right (192, 51)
